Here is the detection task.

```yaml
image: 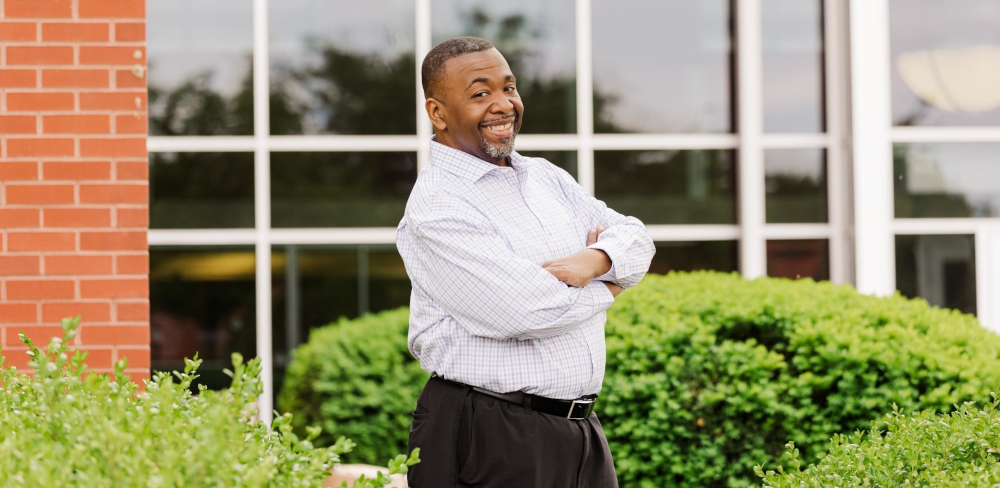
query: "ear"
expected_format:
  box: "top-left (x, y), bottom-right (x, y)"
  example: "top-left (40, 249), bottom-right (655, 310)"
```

top-left (425, 97), bottom-right (448, 132)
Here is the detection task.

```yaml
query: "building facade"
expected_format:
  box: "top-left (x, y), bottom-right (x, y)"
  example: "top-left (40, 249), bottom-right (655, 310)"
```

top-left (2, 0), bottom-right (999, 421)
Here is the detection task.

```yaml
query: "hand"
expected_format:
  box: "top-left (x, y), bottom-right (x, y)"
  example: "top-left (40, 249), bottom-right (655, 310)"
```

top-left (586, 225), bottom-right (606, 247)
top-left (542, 226), bottom-right (612, 287)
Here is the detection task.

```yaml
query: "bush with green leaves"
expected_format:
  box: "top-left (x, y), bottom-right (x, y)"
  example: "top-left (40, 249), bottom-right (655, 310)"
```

top-left (601, 272), bottom-right (1000, 487)
top-left (756, 393), bottom-right (1000, 486)
top-left (0, 316), bottom-right (418, 487)
top-left (278, 308), bottom-right (430, 465)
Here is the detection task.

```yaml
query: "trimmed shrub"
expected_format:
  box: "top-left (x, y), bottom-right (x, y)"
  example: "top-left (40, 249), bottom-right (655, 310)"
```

top-left (602, 272), bottom-right (1000, 487)
top-left (756, 394), bottom-right (1000, 486)
top-left (278, 308), bottom-right (430, 465)
top-left (0, 317), bottom-right (418, 487)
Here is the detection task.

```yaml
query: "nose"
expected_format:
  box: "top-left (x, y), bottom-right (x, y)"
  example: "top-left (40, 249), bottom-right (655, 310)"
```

top-left (491, 92), bottom-right (514, 114)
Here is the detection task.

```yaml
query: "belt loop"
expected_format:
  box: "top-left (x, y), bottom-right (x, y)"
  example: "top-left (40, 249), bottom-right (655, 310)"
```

top-left (522, 393), bottom-right (534, 415)
top-left (461, 384), bottom-right (473, 397)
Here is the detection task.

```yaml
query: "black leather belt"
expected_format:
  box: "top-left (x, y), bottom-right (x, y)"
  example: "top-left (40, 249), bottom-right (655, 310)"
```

top-left (432, 376), bottom-right (596, 420)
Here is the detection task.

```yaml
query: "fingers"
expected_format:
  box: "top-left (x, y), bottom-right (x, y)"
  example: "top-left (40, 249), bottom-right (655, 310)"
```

top-left (587, 228), bottom-right (598, 246)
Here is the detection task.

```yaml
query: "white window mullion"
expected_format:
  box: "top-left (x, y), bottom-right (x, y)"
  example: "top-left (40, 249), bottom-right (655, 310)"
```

top-left (416, 0), bottom-right (432, 172)
top-left (576, 0), bottom-right (595, 193)
top-left (737, 0), bottom-right (766, 278)
top-left (825, 0), bottom-right (852, 284)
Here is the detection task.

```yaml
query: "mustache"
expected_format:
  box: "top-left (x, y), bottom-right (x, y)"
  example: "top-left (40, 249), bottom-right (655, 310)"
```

top-left (480, 113), bottom-right (518, 127)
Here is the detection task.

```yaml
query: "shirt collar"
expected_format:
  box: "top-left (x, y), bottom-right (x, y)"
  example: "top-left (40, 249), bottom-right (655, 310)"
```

top-left (429, 137), bottom-right (525, 182)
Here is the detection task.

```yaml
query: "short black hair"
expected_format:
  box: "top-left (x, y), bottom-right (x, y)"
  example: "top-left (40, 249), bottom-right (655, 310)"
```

top-left (421, 36), bottom-right (494, 98)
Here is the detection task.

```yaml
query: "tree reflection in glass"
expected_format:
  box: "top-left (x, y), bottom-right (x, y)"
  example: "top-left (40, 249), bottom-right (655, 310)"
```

top-left (893, 143), bottom-right (999, 218)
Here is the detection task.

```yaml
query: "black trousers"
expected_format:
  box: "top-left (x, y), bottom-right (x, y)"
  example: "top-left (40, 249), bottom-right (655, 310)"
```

top-left (407, 377), bottom-right (619, 488)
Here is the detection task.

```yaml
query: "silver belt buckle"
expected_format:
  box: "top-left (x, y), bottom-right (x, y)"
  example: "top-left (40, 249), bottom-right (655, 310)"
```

top-left (566, 398), bottom-right (595, 420)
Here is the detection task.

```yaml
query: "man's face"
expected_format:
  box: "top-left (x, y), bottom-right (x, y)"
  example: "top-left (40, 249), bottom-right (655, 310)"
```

top-left (434, 48), bottom-right (524, 164)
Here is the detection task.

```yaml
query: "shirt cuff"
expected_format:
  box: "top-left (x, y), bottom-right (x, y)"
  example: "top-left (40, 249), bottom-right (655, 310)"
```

top-left (585, 280), bottom-right (616, 312)
top-left (587, 241), bottom-right (623, 282)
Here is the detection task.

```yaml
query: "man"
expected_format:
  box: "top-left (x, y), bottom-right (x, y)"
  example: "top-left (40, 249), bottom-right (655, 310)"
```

top-left (396, 37), bottom-right (655, 487)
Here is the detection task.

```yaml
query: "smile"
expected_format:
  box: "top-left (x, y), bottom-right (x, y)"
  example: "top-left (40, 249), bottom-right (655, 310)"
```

top-left (482, 121), bottom-right (514, 137)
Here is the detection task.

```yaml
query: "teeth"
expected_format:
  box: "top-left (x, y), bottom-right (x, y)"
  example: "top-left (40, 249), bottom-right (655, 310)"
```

top-left (489, 122), bottom-right (512, 131)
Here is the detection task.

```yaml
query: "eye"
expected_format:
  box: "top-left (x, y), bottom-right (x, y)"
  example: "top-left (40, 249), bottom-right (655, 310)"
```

top-left (504, 86), bottom-right (516, 92)
top-left (473, 91), bottom-right (489, 98)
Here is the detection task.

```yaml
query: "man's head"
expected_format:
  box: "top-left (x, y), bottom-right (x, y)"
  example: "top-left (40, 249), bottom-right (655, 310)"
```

top-left (421, 37), bottom-right (523, 164)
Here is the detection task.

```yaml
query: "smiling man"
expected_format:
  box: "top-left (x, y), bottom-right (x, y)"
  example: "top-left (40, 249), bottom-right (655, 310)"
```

top-left (396, 37), bottom-right (655, 487)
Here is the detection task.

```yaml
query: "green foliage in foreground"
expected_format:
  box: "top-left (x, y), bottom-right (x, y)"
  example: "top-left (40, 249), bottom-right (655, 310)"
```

top-left (756, 394), bottom-right (1000, 487)
top-left (0, 316), bottom-right (418, 488)
top-left (601, 272), bottom-right (1000, 487)
top-left (279, 308), bottom-right (430, 465)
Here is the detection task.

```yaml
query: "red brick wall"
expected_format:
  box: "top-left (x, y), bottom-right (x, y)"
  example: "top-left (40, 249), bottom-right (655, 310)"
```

top-left (0, 0), bottom-right (149, 381)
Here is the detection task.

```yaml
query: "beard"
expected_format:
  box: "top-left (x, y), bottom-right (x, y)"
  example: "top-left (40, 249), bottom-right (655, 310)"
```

top-left (480, 132), bottom-right (515, 159)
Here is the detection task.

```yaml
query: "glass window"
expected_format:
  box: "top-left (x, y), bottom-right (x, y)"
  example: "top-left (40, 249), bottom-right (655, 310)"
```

top-left (151, 247), bottom-right (257, 390)
top-left (648, 241), bottom-right (739, 274)
top-left (150, 153), bottom-right (255, 229)
top-left (767, 239), bottom-right (830, 280)
top-left (765, 148), bottom-right (827, 223)
top-left (592, 0), bottom-right (732, 133)
top-left (894, 143), bottom-right (1000, 218)
top-left (270, 244), bottom-right (411, 398)
top-left (594, 150), bottom-right (736, 225)
top-left (147, 0), bottom-right (253, 136)
top-left (270, 152), bottom-right (417, 228)
top-left (762, 0), bottom-right (825, 133)
top-left (890, 0), bottom-right (1000, 126)
top-left (432, 0), bottom-right (576, 134)
top-left (518, 151), bottom-right (578, 179)
top-left (269, 0), bottom-right (416, 135)
top-left (896, 235), bottom-right (977, 315)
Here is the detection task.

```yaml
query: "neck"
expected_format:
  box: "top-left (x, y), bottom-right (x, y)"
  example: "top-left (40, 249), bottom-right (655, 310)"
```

top-left (435, 132), bottom-right (507, 166)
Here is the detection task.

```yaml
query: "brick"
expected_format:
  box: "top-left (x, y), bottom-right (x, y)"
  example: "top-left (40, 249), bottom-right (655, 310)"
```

top-left (80, 278), bottom-right (146, 298)
top-left (43, 161), bottom-right (111, 180)
top-left (7, 232), bottom-right (76, 251)
top-left (80, 184), bottom-right (146, 204)
top-left (6, 280), bottom-right (75, 300)
top-left (115, 161), bottom-right (147, 180)
top-left (116, 346), bottom-right (149, 368)
top-left (6, 46), bottom-right (74, 65)
top-left (80, 231), bottom-right (145, 251)
top-left (4, 0), bottom-right (72, 18)
top-left (0, 115), bottom-right (37, 134)
top-left (42, 69), bottom-right (108, 88)
top-left (44, 255), bottom-right (113, 275)
top-left (78, 0), bottom-right (145, 19)
top-left (116, 302), bottom-right (148, 321)
top-left (44, 208), bottom-right (111, 228)
top-left (0, 209), bottom-right (41, 228)
top-left (41, 301), bottom-right (110, 322)
top-left (0, 255), bottom-right (40, 275)
top-left (115, 254), bottom-right (147, 274)
top-left (0, 303), bottom-right (38, 324)
top-left (1, 348), bottom-right (34, 369)
top-left (0, 22), bottom-right (37, 41)
top-left (114, 23), bottom-right (144, 42)
top-left (6, 138), bottom-right (75, 157)
top-left (80, 46), bottom-right (144, 65)
top-left (0, 162), bottom-right (38, 180)
top-left (42, 22), bottom-right (110, 42)
top-left (80, 138), bottom-right (146, 157)
top-left (80, 348), bottom-right (113, 368)
top-left (114, 69), bottom-right (144, 88)
top-left (80, 91), bottom-right (145, 110)
top-left (115, 207), bottom-right (147, 227)
top-left (43, 115), bottom-right (110, 134)
top-left (6, 92), bottom-right (74, 111)
top-left (80, 325), bottom-right (148, 345)
top-left (115, 114), bottom-right (146, 134)
top-left (0, 69), bottom-right (37, 88)
top-left (5, 326), bottom-right (65, 346)
top-left (5, 184), bottom-right (74, 205)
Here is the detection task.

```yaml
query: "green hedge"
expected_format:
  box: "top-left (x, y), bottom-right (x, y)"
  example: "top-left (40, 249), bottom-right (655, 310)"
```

top-left (602, 272), bottom-right (1000, 487)
top-left (756, 394), bottom-right (1000, 486)
top-left (278, 308), bottom-right (430, 465)
top-left (0, 317), bottom-right (418, 487)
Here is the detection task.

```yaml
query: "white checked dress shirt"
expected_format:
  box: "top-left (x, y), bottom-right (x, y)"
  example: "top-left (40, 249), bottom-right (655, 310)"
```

top-left (396, 140), bottom-right (655, 400)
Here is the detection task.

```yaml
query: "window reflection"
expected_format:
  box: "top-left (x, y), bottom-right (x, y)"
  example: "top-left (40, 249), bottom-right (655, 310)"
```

top-left (150, 153), bottom-right (255, 229)
top-left (147, 0), bottom-right (253, 135)
top-left (649, 241), bottom-right (738, 274)
top-left (765, 148), bottom-right (827, 223)
top-left (896, 235), bottom-right (977, 315)
top-left (890, 0), bottom-right (1000, 126)
top-left (594, 150), bottom-right (736, 225)
top-left (150, 247), bottom-right (257, 390)
top-left (270, 152), bottom-right (417, 228)
top-left (592, 0), bottom-right (733, 133)
top-left (894, 143), bottom-right (1000, 218)
top-left (269, 0), bottom-right (416, 135)
top-left (762, 0), bottom-right (825, 133)
top-left (767, 239), bottom-right (829, 281)
top-left (432, 0), bottom-right (576, 134)
top-left (518, 151), bottom-right (578, 179)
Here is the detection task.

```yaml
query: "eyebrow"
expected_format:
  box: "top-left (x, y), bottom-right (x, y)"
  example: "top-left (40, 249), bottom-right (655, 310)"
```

top-left (465, 74), bottom-right (517, 91)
